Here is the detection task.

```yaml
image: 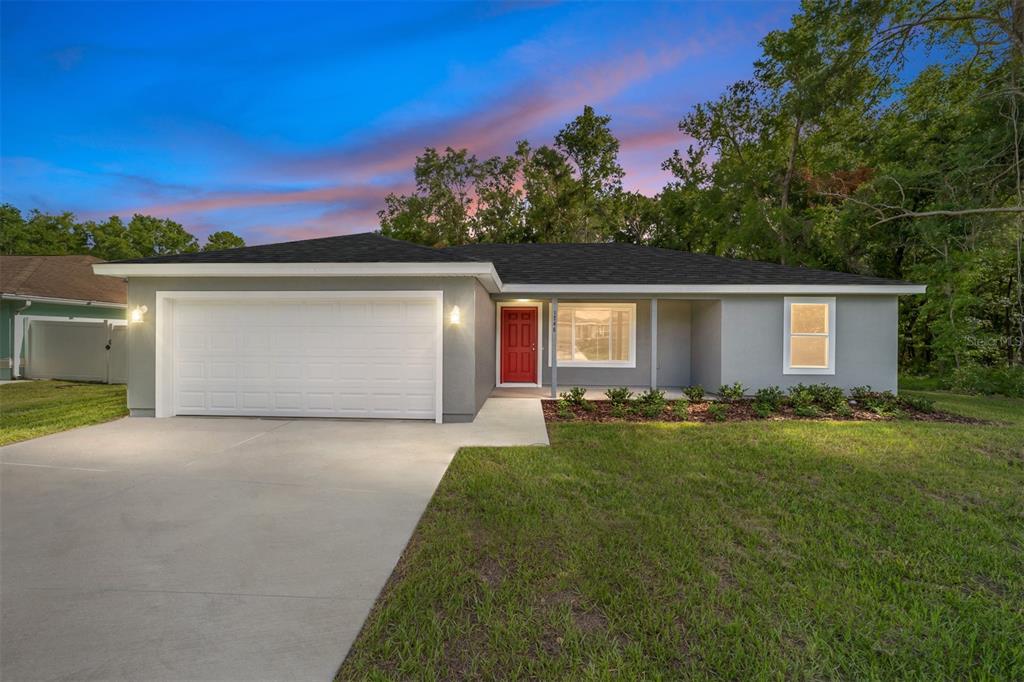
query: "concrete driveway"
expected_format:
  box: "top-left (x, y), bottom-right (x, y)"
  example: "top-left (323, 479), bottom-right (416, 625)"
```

top-left (0, 399), bottom-right (547, 681)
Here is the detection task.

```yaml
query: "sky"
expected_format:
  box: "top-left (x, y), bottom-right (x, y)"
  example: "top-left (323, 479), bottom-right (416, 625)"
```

top-left (1, 1), bottom-right (798, 245)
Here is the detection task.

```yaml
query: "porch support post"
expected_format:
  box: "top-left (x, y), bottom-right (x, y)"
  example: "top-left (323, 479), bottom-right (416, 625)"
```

top-left (550, 298), bottom-right (558, 398)
top-left (650, 297), bottom-right (658, 390)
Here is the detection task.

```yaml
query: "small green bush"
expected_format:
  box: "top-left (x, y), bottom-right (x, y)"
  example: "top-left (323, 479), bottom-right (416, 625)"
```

top-left (633, 389), bottom-right (667, 418)
top-left (604, 387), bottom-right (634, 404)
top-left (718, 382), bottom-right (746, 402)
top-left (900, 394), bottom-right (935, 413)
top-left (788, 384), bottom-right (816, 410)
top-left (556, 398), bottom-right (574, 419)
top-left (833, 402), bottom-right (854, 418)
top-left (610, 403), bottom-right (629, 419)
top-left (560, 386), bottom-right (588, 406)
top-left (752, 401), bottom-right (774, 419)
top-left (671, 399), bottom-right (690, 419)
top-left (794, 404), bottom-right (822, 418)
top-left (807, 384), bottom-right (846, 411)
top-left (682, 385), bottom-right (705, 402)
top-left (706, 402), bottom-right (728, 421)
top-left (754, 386), bottom-right (784, 410)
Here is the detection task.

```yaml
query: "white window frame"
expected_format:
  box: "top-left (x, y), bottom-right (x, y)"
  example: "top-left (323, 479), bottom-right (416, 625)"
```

top-left (547, 302), bottom-right (637, 368)
top-left (783, 296), bottom-right (836, 375)
top-left (495, 301), bottom-right (543, 388)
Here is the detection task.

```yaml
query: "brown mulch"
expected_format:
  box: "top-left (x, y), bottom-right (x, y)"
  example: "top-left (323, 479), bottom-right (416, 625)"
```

top-left (541, 399), bottom-right (986, 424)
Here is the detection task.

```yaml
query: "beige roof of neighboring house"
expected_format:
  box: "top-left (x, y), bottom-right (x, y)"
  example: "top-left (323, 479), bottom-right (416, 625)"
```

top-left (0, 255), bottom-right (127, 305)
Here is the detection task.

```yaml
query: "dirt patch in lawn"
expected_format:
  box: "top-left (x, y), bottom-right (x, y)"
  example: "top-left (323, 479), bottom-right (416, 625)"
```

top-left (542, 399), bottom-right (986, 424)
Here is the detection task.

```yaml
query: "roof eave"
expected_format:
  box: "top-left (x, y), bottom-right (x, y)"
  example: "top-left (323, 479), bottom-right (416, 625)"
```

top-left (91, 262), bottom-right (505, 293)
top-left (498, 283), bottom-right (927, 295)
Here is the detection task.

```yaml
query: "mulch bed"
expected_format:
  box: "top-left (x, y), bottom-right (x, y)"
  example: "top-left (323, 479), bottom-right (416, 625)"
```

top-left (541, 399), bottom-right (986, 424)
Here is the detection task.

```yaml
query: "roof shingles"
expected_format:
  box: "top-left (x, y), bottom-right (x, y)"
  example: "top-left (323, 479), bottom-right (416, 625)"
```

top-left (105, 233), bottom-right (914, 287)
top-left (1, 255), bottom-right (126, 304)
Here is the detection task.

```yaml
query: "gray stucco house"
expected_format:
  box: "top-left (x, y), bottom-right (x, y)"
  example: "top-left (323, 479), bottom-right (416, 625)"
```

top-left (93, 233), bottom-right (925, 423)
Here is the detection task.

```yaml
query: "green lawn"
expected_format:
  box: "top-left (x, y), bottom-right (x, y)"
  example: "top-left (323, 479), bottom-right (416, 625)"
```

top-left (0, 380), bottom-right (128, 446)
top-left (340, 392), bottom-right (1024, 680)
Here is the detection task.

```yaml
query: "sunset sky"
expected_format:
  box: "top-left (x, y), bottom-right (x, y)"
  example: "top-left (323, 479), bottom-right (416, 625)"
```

top-left (1, 1), bottom-right (797, 244)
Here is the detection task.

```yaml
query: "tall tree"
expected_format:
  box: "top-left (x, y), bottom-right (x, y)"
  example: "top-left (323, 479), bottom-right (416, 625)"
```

top-left (203, 230), bottom-right (246, 251)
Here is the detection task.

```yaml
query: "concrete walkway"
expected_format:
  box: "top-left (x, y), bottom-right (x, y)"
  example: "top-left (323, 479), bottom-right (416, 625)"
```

top-left (0, 399), bottom-right (547, 681)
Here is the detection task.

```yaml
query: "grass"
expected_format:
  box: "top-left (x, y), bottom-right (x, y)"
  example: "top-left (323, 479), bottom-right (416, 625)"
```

top-left (0, 380), bottom-right (128, 446)
top-left (340, 391), bottom-right (1024, 680)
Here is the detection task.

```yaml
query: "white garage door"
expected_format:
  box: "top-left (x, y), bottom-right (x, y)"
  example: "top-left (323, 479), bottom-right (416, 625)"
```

top-left (171, 295), bottom-right (440, 420)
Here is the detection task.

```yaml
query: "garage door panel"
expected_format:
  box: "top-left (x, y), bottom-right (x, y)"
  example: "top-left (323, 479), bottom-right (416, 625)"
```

top-left (171, 296), bottom-right (439, 419)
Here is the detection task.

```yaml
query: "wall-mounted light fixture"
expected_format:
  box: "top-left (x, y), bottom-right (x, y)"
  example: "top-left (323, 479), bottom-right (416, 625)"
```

top-left (129, 305), bottom-right (148, 324)
top-left (449, 305), bottom-right (461, 325)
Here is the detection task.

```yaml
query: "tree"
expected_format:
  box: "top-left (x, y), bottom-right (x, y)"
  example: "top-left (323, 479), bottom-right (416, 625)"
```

top-left (204, 230), bottom-right (246, 251)
top-left (553, 105), bottom-right (625, 241)
top-left (0, 204), bottom-right (88, 255)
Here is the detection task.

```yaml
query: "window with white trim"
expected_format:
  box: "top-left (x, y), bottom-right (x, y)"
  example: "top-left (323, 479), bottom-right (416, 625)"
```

top-left (552, 303), bottom-right (636, 367)
top-left (783, 297), bottom-right (835, 374)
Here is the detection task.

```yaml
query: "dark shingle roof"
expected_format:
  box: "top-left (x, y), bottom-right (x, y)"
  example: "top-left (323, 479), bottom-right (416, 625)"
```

top-left (108, 232), bottom-right (914, 287)
top-left (1, 255), bottom-right (126, 304)
top-left (445, 242), bottom-right (910, 286)
top-left (113, 233), bottom-right (478, 264)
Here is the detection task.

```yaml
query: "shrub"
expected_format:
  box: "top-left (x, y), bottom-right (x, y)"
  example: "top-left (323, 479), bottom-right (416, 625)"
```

top-left (754, 385), bottom-right (784, 410)
top-left (560, 386), bottom-right (588, 406)
top-left (671, 399), bottom-right (690, 419)
top-left (682, 384), bottom-right (705, 402)
top-left (833, 402), bottom-right (854, 418)
top-left (950, 365), bottom-right (1024, 398)
top-left (556, 398), bottom-right (573, 419)
top-left (752, 401), bottom-right (774, 419)
top-left (899, 394), bottom-right (936, 413)
top-left (635, 388), bottom-right (667, 418)
top-left (794, 404), bottom-right (821, 418)
top-left (636, 388), bottom-right (667, 407)
top-left (610, 403), bottom-right (629, 419)
top-left (807, 383), bottom-right (846, 411)
top-left (706, 402), bottom-right (728, 421)
top-left (604, 387), bottom-right (634, 405)
top-left (850, 387), bottom-right (902, 416)
top-left (788, 384), bottom-right (816, 410)
top-left (580, 399), bottom-right (597, 412)
top-left (718, 382), bottom-right (746, 402)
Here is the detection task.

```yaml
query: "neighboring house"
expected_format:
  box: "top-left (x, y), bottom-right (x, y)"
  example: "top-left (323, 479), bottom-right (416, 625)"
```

top-left (1, 255), bottom-right (127, 382)
top-left (93, 233), bottom-right (925, 423)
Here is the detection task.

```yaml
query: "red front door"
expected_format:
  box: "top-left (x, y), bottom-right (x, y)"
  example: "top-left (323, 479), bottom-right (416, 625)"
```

top-left (500, 307), bottom-right (538, 384)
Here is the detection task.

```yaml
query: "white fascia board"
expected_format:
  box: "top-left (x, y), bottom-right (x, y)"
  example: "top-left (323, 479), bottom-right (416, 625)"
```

top-left (92, 262), bottom-right (504, 293)
top-left (0, 293), bottom-right (127, 308)
top-left (499, 283), bottom-right (927, 295)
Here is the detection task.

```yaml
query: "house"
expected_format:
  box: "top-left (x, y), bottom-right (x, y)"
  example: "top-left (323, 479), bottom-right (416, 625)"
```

top-left (92, 233), bottom-right (925, 423)
top-left (1, 255), bottom-right (127, 382)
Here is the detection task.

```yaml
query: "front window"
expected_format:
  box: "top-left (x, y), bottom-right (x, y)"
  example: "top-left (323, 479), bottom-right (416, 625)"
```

top-left (553, 303), bottom-right (636, 367)
top-left (784, 297), bottom-right (835, 374)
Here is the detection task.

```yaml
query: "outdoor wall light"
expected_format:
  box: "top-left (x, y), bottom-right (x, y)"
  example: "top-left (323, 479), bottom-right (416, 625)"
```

top-left (449, 305), bottom-right (461, 325)
top-left (129, 305), bottom-right (148, 324)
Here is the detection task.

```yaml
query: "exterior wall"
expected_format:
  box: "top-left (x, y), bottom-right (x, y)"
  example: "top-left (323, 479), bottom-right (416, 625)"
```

top-left (719, 295), bottom-right (899, 393)
top-left (689, 300), bottom-right (722, 390)
top-left (473, 280), bottom-right (496, 412)
top-left (124, 276), bottom-right (485, 422)
top-left (657, 299), bottom-right (691, 387)
top-left (0, 299), bottom-right (125, 380)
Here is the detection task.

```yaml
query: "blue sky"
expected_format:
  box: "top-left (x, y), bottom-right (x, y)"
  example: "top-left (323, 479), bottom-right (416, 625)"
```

top-left (1, 1), bottom-right (797, 244)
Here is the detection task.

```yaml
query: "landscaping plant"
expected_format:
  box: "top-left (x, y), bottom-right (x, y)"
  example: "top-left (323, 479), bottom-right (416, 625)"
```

top-left (706, 402), bottom-right (728, 421)
top-left (718, 382), bottom-right (745, 402)
top-left (682, 384), bottom-right (705, 402)
top-left (635, 388), bottom-right (667, 418)
top-left (604, 387), bottom-right (634, 405)
top-left (754, 385), bottom-right (784, 410)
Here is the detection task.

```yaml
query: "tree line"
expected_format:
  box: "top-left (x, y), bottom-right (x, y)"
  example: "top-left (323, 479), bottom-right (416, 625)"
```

top-left (0, 205), bottom-right (245, 260)
top-left (379, 0), bottom-right (1023, 385)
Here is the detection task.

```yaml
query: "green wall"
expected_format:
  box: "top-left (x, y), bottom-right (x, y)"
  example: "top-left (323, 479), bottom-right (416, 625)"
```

top-left (1, 299), bottom-right (125, 379)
